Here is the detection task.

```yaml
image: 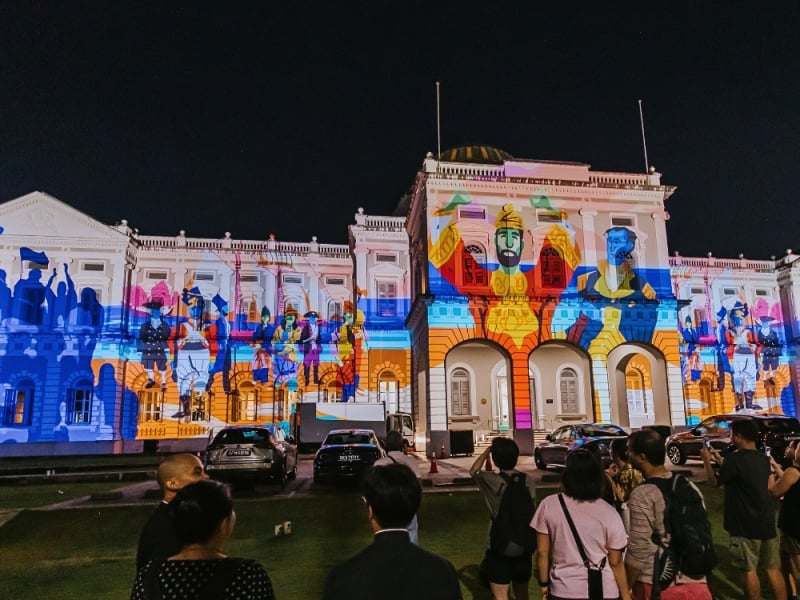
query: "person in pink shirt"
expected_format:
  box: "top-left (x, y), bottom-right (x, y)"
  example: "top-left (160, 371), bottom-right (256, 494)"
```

top-left (532, 450), bottom-right (631, 600)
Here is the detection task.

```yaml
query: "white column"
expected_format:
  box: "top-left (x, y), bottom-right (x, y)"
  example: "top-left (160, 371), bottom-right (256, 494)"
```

top-left (428, 363), bottom-right (448, 430)
top-left (650, 211), bottom-right (670, 269)
top-left (590, 355), bottom-right (611, 422)
top-left (666, 363), bottom-right (688, 427)
top-left (579, 208), bottom-right (598, 266)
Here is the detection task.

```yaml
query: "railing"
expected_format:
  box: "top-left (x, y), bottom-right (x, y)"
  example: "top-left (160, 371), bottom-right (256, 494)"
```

top-left (361, 216), bottom-right (406, 230)
top-left (136, 235), bottom-right (351, 257)
top-left (588, 172), bottom-right (650, 185)
top-left (669, 255), bottom-right (775, 272)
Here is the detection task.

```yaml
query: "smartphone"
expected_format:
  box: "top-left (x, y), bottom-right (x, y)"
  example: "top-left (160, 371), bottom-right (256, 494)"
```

top-left (703, 439), bottom-right (712, 449)
top-left (765, 447), bottom-right (772, 457)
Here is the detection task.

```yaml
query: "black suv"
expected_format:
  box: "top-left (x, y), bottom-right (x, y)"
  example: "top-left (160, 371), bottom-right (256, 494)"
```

top-left (665, 414), bottom-right (800, 465)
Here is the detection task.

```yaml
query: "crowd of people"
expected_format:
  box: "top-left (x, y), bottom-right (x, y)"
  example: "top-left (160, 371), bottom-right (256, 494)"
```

top-left (132, 424), bottom-right (800, 600)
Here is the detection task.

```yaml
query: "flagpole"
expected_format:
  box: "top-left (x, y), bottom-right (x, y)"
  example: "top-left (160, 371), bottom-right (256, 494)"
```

top-left (436, 81), bottom-right (441, 169)
top-left (638, 99), bottom-right (650, 173)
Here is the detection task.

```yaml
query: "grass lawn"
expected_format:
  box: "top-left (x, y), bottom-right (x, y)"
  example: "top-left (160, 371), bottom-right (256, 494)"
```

top-left (0, 479), bottom-right (144, 511)
top-left (0, 483), bottom-right (784, 599)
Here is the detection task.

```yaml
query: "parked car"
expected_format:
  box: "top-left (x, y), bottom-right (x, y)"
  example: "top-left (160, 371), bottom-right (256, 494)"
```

top-left (666, 414), bottom-right (800, 465)
top-left (205, 425), bottom-right (298, 486)
top-left (534, 423), bottom-right (627, 470)
top-left (313, 428), bottom-right (384, 484)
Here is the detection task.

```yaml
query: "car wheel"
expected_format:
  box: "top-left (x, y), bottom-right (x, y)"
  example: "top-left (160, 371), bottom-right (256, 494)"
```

top-left (275, 459), bottom-right (287, 488)
top-left (534, 450), bottom-right (546, 470)
top-left (667, 444), bottom-right (686, 465)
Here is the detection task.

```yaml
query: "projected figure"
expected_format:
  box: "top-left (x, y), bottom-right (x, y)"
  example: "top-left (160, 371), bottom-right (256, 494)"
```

top-left (208, 294), bottom-right (232, 393)
top-left (44, 264), bottom-right (76, 329)
top-left (725, 301), bottom-right (762, 411)
top-left (76, 287), bottom-right (103, 328)
top-left (335, 301), bottom-right (361, 402)
top-left (714, 307), bottom-right (733, 391)
top-left (13, 268), bottom-right (47, 325)
top-left (0, 269), bottom-right (10, 323)
top-left (251, 307), bottom-right (273, 384)
top-left (680, 316), bottom-right (703, 382)
top-left (173, 288), bottom-right (211, 419)
top-left (757, 316), bottom-right (781, 385)
top-left (578, 227), bottom-right (655, 301)
top-left (490, 204), bottom-right (532, 297)
top-left (272, 306), bottom-right (301, 384)
top-left (485, 204), bottom-right (538, 346)
top-left (138, 300), bottom-right (171, 390)
top-left (301, 310), bottom-right (322, 386)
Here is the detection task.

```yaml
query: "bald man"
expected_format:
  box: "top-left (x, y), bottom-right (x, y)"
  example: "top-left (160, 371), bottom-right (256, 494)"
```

top-left (135, 453), bottom-right (208, 572)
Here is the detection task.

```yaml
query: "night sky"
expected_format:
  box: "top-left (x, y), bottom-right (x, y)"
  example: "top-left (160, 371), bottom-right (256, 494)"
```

top-left (1, 2), bottom-right (798, 260)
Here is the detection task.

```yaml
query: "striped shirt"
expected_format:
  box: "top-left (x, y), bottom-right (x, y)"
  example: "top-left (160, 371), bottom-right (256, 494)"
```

top-left (625, 473), bottom-right (708, 584)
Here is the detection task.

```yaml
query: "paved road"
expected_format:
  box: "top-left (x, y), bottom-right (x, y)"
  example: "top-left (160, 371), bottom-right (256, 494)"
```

top-left (32, 451), bottom-right (710, 512)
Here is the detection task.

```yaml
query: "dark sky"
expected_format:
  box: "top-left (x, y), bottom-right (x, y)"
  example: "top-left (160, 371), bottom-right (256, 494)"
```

top-left (1, 2), bottom-right (798, 260)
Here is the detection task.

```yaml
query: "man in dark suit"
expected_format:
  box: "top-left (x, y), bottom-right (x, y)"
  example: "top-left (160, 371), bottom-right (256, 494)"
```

top-left (322, 464), bottom-right (463, 600)
top-left (135, 453), bottom-right (208, 572)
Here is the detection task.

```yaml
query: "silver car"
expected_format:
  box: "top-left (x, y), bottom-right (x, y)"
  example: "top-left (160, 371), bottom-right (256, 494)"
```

top-left (205, 425), bottom-right (298, 486)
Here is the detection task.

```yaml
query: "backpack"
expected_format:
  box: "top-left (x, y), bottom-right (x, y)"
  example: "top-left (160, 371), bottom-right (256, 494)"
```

top-left (489, 472), bottom-right (537, 557)
top-left (647, 475), bottom-right (717, 583)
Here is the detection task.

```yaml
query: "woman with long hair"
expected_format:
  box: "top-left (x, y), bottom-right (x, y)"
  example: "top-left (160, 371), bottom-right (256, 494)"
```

top-left (531, 450), bottom-right (631, 600)
top-left (131, 479), bottom-right (275, 599)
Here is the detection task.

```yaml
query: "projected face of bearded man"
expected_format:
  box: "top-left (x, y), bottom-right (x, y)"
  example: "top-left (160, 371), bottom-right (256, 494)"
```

top-left (494, 204), bottom-right (525, 271)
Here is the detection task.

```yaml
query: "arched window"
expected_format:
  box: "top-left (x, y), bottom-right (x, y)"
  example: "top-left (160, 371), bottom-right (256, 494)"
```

top-left (138, 388), bottom-right (164, 423)
top-left (450, 368), bottom-right (471, 416)
top-left (540, 247), bottom-right (565, 288)
top-left (3, 379), bottom-right (34, 426)
top-left (462, 244), bottom-right (487, 286)
top-left (327, 300), bottom-right (343, 322)
top-left (247, 299), bottom-right (260, 324)
top-left (559, 368), bottom-right (578, 414)
top-left (231, 383), bottom-right (259, 422)
top-left (378, 370), bottom-right (399, 413)
top-left (625, 367), bottom-right (645, 416)
top-left (67, 378), bottom-right (94, 424)
top-left (323, 378), bottom-right (340, 403)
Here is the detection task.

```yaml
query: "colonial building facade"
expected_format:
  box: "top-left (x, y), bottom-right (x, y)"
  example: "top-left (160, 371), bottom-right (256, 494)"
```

top-left (0, 145), bottom-right (797, 456)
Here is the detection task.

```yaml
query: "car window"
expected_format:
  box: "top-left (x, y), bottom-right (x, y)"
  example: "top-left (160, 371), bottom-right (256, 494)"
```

top-left (216, 429), bottom-right (269, 444)
top-left (704, 418), bottom-right (733, 436)
top-left (580, 425), bottom-right (625, 437)
top-left (325, 433), bottom-right (373, 445)
top-left (553, 427), bottom-right (571, 441)
top-left (764, 418), bottom-right (800, 433)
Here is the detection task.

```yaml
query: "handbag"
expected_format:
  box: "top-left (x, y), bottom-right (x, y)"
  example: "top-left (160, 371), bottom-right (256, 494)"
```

top-left (558, 494), bottom-right (606, 600)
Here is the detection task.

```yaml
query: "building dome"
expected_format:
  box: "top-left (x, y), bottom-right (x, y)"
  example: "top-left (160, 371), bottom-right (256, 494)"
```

top-left (438, 144), bottom-right (512, 165)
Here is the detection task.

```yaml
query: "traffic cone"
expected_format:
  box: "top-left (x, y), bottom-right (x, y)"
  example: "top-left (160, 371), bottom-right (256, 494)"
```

top-left (440, 445), bottom-right (447, 459)
top-left (429, 452), bottom-right (438, 474)
top-left (484, 453), bottom-right (493, 471)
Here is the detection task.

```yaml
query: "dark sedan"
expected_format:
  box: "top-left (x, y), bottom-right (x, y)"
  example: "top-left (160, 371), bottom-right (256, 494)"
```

top-left (205, 424), bottom-right (298, 486)
top-left (666, 414), bottom-right (800, 465)
top-left (313, 428), bottom-right (384, 484)
top-left (535, 423), bottom-right (627, 470)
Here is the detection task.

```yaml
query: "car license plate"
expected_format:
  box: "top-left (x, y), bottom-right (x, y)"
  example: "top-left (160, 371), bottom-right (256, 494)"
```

top-left (227, 449), bottom-right (251, 456)
top-left (338, 454), bottom-right (358, 462)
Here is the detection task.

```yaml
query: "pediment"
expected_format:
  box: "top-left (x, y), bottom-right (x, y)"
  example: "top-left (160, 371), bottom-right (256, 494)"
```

top-left (0, 191), bottom-right (127, 242)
